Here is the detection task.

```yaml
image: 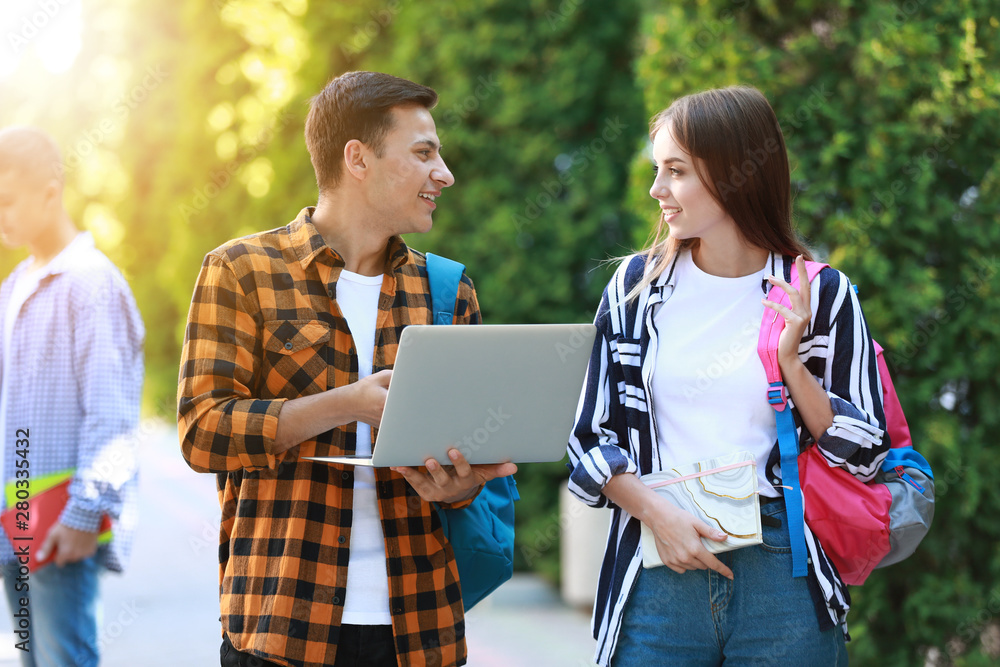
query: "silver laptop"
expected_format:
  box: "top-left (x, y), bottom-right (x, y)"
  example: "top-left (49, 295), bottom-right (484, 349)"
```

top-left (303, 323), bottom-right (597, 467)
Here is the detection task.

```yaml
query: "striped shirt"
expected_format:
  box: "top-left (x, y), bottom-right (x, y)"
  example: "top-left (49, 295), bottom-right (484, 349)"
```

top-left (567, 251), bottom-right (888, 666)
top-left (178, 208), bottom-right (481, 667)
top-left (0, 232), bottom-right (144, 572)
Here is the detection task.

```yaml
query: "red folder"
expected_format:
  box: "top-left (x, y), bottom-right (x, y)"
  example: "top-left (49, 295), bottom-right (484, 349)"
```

top-left (0, 479), bottom-right (112, 572)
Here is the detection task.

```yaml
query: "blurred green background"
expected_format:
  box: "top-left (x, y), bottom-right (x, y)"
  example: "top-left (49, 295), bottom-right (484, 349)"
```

top-left (2, 1), bottom-right (998, 664)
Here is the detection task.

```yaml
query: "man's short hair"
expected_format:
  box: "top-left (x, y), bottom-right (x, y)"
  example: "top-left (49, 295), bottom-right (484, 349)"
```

top-left (0, 126), bottom-right (64, 186)
top-left (305, 71), bottom-right (438, 194)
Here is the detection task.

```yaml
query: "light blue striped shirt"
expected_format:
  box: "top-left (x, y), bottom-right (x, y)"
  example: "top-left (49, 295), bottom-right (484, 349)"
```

top-left (0, 232), bottom-right (144, 572)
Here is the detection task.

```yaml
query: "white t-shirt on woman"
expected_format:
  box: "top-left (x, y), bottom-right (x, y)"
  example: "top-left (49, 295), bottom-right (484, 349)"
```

top-left (651, 250), bottom-right (780, 497)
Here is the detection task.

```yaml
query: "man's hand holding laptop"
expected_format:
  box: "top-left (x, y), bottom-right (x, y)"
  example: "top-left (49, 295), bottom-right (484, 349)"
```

top-left (355, 368), bottom-right (517, 505)
top-left (393, 453), bottom-right (518, 504)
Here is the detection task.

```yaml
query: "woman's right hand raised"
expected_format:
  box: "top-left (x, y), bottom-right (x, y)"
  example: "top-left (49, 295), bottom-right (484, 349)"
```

top-left (645, 495), bottom-right (735, 580)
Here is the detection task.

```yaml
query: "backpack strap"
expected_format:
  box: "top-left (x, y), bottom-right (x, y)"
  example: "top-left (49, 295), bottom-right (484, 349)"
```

top-left (423, 251), bottom-right (518, 611)
top-left (757, 259), bottom-right (827, 579)
top-left (426, 252), bottom-right (465, 324)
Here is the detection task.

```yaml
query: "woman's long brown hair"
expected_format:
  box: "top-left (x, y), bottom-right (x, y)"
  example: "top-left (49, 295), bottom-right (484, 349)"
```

top-left (628, 85), bottom-right (812, 300)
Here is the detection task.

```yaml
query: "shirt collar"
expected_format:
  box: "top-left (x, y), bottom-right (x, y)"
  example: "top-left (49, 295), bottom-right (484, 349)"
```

top-left (18, 231), bottom-right (95, 281)
top-left (651, 251), bottom-right (680, 289)
top-left (289, 207), bottom-right (412, 273)
top-left (762, 252), bottom-right (798, 294)
top-left (648, 248), bottom-right (785, 305)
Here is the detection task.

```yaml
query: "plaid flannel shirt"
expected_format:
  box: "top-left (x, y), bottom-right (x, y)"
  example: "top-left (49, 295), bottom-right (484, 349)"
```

top-left (178, 208), bottom-right (481, 667)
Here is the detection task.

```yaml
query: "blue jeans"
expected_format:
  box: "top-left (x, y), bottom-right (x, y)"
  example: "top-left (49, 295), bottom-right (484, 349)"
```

top-left (1, 556), bottom-right (101, 667)
top-left (613, 502), bottom-right (847, 666)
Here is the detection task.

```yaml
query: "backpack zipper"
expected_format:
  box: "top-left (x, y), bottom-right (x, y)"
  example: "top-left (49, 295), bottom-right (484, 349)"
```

top-left (895, 465), bottom-right (925, 493)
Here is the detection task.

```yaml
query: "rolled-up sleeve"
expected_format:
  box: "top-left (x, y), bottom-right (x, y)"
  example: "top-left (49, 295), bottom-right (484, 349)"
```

top-left (813, 268), bottom-right (889, 481)
top-left (566, 297), bottom-right (638, 508)
top-left (178, 252), bottom-right (285, 473)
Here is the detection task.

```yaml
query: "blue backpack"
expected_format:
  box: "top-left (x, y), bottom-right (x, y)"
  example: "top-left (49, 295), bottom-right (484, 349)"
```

top-left (425, 252), bottom-right (519, 611)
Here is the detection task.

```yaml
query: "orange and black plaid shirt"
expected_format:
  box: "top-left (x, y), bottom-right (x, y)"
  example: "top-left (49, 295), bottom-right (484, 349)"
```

top-left (178, 208), bottom-right (481, 667)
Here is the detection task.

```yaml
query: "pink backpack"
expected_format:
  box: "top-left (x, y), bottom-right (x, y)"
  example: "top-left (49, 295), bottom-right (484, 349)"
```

top-left (759, 261), bottom-right (935, 585)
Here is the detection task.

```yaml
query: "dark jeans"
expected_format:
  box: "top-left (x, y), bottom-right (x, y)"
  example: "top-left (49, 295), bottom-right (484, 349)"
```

top-left (221, 626), bottom-right (398, 667)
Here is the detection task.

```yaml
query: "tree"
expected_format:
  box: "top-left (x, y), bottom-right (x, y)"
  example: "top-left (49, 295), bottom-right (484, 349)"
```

top-left (633, 1), bottom-right (1000, 663)
top-left (109, 0), bottom-right (314, 410)
top-left (351, 0), bottom-right (648, 578)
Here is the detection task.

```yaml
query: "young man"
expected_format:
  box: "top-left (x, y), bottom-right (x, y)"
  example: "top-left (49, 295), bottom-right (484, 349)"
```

top-left (0, 126), bottom-right (144, 667)
top-left (178, 71), bottom-right (516, 667)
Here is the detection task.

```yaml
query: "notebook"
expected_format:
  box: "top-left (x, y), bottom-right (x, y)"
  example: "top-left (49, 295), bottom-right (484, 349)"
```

top-left (1, 477), bottom-right (113, 572)
top-left (303, 323), bottom-right (597, 467)
top-left (639, 451), bottom-right (763, 568)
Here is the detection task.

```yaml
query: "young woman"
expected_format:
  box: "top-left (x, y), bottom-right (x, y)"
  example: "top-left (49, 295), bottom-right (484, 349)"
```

top-left (567, 86), bottom-right (888, 666)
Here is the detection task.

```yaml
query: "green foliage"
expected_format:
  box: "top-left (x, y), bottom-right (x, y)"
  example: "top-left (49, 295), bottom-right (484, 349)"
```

top-left (634, 1), bottom-right (1000, 664)
top-left (3, 3), bottom-right (998, 661)
top-left (356, 0), bottom-right (647, 576)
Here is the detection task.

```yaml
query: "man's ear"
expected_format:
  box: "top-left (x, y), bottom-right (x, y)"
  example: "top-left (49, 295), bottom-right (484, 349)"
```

top-left (41, 179), bottom-right (62, 211)
top-left (343, 139), bottom-right (369, 182)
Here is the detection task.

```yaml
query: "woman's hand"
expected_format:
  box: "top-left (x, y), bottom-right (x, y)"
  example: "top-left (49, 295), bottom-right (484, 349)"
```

top-left (761, 254), bottom-right (835, 441)
top-left (762, 254), bottom-right (812, 371)
top-left (603, 473), bottom-right (733, 578)
top-left (645, 493), bottom-right (733, 579)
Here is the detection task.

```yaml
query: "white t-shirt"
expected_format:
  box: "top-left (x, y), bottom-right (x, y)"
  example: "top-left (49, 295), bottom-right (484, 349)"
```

top-left (0, 266), bottom-right (44, 495)
top-left (336, 269), bottom-right (392, 625)
top-left (651, 251), bottom-right (779, 496)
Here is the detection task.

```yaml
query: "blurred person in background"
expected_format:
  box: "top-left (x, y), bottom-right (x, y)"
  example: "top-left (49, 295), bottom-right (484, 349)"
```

top-left (178, 71), bottom-right (514, 667)
top-left (0, 126), bottom-right (145, 667)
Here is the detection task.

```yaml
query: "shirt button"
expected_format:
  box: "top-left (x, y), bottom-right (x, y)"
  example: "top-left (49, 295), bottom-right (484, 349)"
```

top-left (348, 348), bottom-right (355, 357)
top-left (284, 342), bottom-right (293, 350)
top-left (393, 607), bottom-right (402, 614)
top-left (333, 596), bottom-right (341, 605)
top-left (338, 535), bottom-right (346, 544)
top-left (342, 472), bottom-right (351, 480)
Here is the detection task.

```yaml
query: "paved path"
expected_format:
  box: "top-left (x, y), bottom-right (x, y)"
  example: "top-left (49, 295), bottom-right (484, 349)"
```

top-left (0, 423), bottom-right (597, 666)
